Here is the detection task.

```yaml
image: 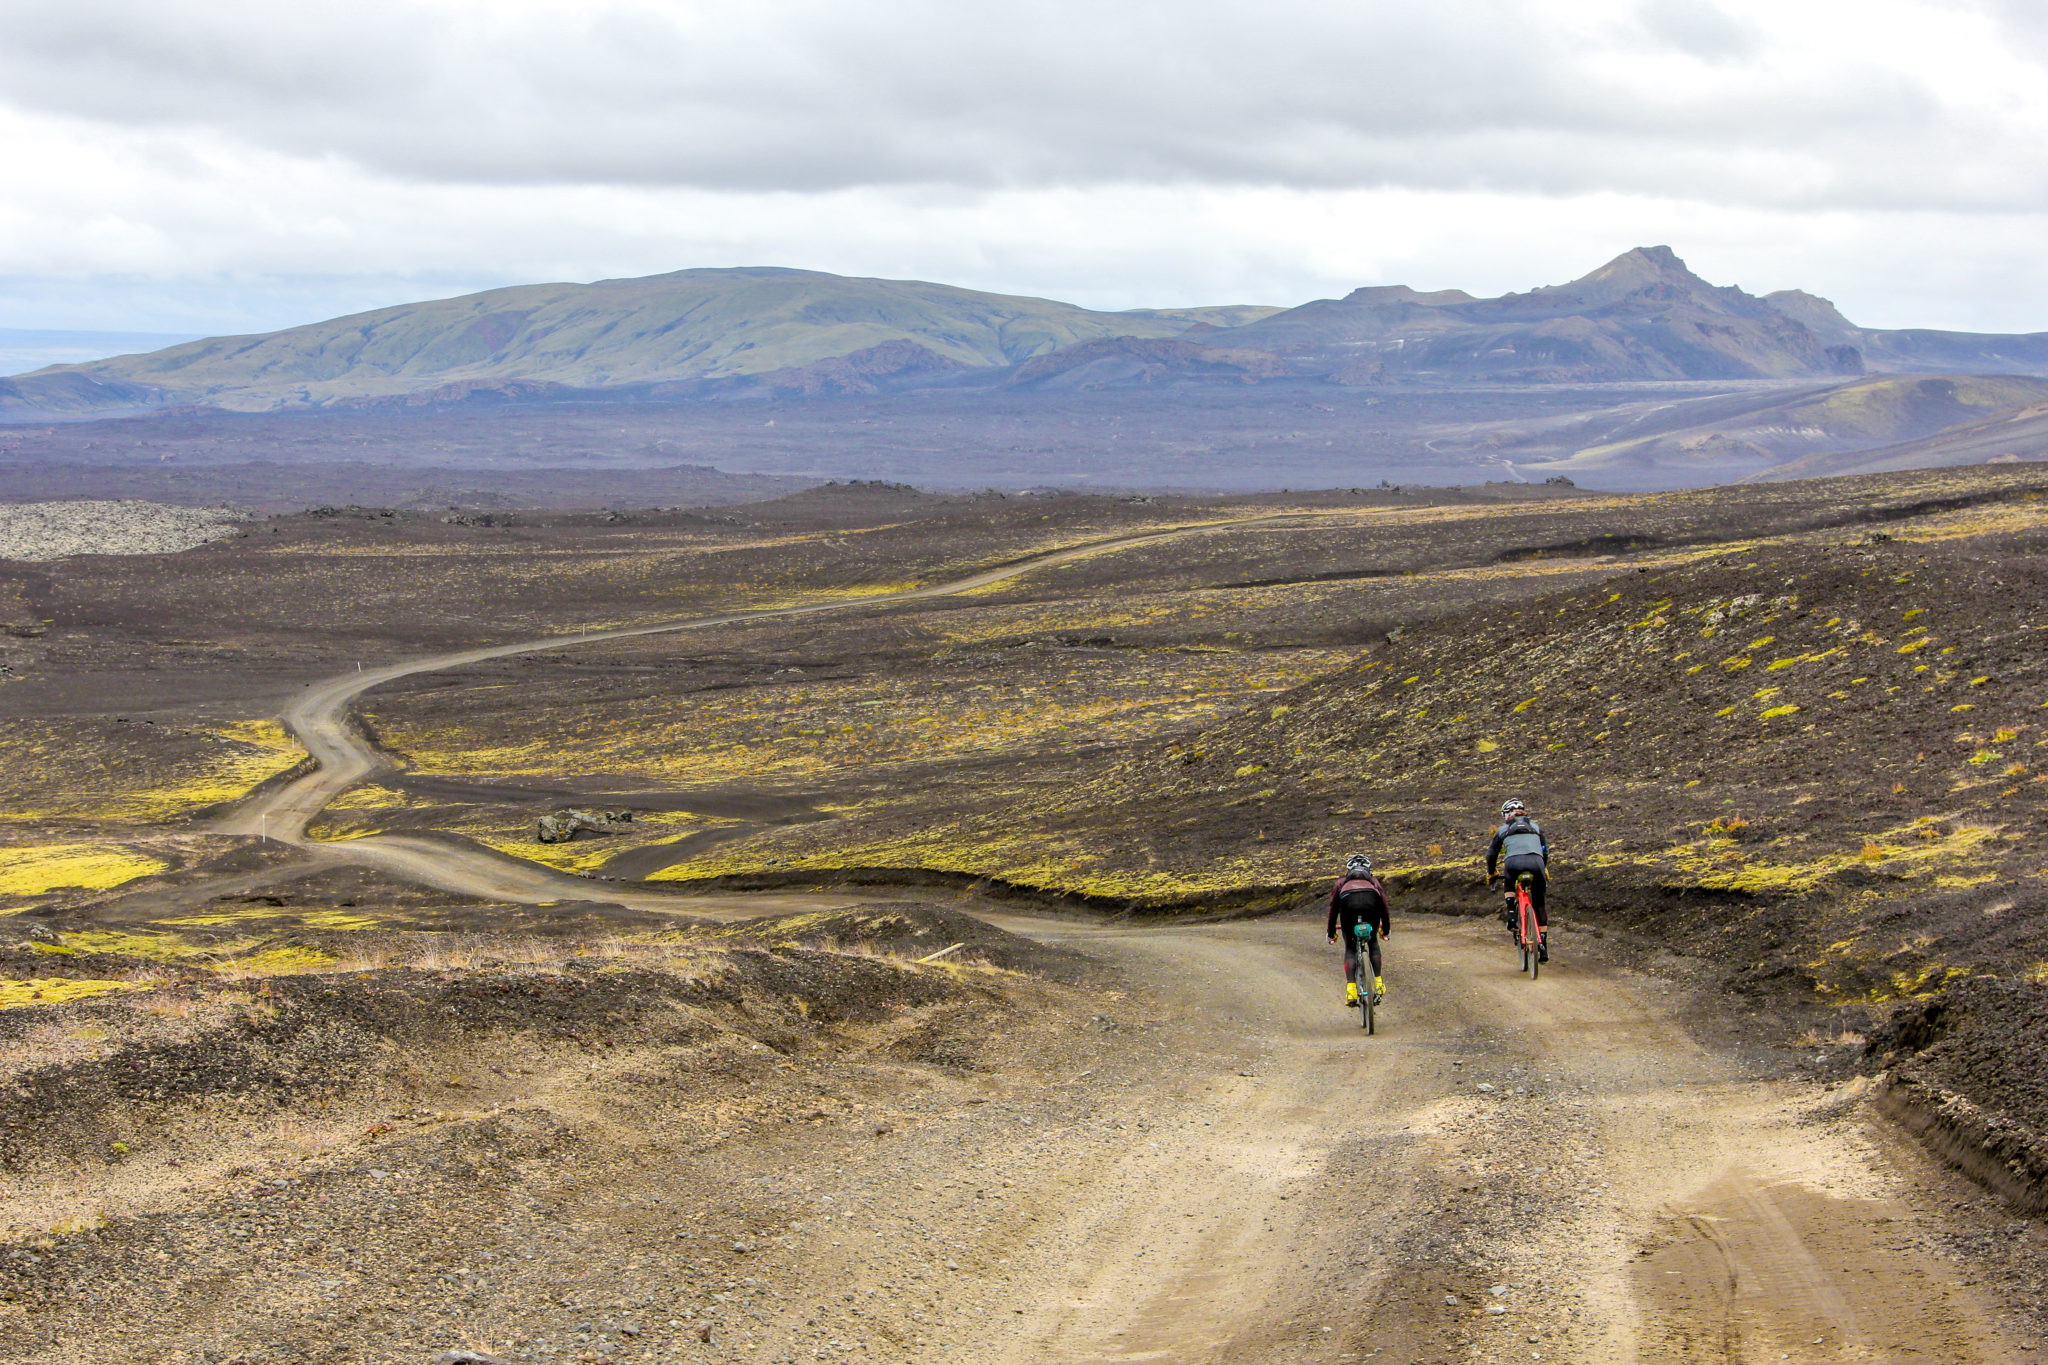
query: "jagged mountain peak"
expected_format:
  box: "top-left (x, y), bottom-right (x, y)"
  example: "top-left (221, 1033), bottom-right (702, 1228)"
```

top-left (1588, 243), bottom-right (1696, 280)
top-left (1203, 245), bottom-right (1864, 383)
top-left (1533, 244), bottom-right (1723, 305)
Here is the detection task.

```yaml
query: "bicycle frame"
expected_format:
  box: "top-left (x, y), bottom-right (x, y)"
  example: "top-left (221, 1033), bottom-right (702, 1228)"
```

top-left (1351, 921), bottom-right (1378, 1033)
top-left (1514, 873), bottom-right (1540, 979)
top-left (1346, 921), bottom-right (1378, 987)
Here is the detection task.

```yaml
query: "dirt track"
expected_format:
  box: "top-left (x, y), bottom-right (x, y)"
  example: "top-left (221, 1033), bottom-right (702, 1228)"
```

top-left (929, 912), bottom-right (2031, 1365)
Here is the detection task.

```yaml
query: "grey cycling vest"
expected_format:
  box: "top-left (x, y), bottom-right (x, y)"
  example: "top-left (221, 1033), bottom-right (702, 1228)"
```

top-left (1499, 821), bottom-right (1544, 859)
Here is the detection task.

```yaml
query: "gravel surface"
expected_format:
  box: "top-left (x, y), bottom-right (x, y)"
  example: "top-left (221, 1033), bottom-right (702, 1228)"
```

top-left (0, 499), bottom-right (247, 561)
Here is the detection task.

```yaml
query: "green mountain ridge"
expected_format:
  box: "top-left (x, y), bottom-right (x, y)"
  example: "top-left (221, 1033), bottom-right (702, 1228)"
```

top-left (5, 268), bottom-right (1280, 413)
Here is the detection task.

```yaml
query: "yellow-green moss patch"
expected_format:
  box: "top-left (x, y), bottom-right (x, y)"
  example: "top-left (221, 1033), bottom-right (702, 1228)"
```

top-left (0, 844), bottom-right (168, 897)
top-left (0, 978), bottom-right (150, 1009)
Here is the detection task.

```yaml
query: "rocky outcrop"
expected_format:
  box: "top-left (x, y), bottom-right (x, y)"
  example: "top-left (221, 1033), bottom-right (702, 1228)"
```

top-left (536, 808), bottom-right (634, 844)
top-left (0, 500), bottom-right (248, 562)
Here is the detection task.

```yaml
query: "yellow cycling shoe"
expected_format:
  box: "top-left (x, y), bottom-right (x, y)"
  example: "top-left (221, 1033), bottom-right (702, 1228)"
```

top-left (1345, 981), bottom-right (1360, 1006)
top-left (1374, 976), bottom-right (1386, 998)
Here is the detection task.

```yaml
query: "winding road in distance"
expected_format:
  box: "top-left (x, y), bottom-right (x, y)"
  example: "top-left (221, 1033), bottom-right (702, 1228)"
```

top-left (213, 512), bottom-right (1339, 914)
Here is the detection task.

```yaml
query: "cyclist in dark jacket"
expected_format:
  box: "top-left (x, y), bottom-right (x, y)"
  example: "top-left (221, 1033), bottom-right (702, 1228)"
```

top-left (1327, 854), bottom-right (1391, 1006)
top-left (1487, 798), bottom-right (1550, 961)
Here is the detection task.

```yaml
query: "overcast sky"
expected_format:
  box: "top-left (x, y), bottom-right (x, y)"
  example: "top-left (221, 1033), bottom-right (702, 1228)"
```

top-left (4, 0), bottom-right (2047, 336)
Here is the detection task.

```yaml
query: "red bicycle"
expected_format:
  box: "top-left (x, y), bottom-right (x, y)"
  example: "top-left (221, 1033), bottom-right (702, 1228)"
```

top-left (1509, 871), bottom-right (1542, 979)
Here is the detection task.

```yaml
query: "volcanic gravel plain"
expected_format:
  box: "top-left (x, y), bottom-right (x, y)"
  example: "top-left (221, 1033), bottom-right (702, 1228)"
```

top-left (1, 469), bottom-right (2045, 1364)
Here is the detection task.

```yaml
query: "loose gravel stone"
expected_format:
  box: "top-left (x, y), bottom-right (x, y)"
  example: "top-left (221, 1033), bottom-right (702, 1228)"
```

top-left (0, 499), bottom-right (247, 561)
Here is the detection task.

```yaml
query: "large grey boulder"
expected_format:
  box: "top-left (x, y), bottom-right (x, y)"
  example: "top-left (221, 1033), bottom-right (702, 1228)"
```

top-left (535, 808), bottom-right (633, 844)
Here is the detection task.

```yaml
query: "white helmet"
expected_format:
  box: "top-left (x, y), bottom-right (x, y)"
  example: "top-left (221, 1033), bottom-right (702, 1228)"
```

top-left (1500, 798), bottom-right (1527, 819)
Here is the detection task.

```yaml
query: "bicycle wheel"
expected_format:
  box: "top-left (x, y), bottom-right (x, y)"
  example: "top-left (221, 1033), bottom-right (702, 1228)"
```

top-left (1517, 889), bottom-right (1536, 976)
top-left (1363, 986), bottom-right (1375, 1034)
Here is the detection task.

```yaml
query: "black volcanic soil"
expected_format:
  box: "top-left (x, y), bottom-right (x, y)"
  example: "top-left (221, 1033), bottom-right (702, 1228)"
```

top-left (0, 459), bottom-right (813, 513)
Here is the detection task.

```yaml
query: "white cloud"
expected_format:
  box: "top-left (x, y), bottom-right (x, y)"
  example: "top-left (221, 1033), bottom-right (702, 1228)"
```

top-left (1, 0), bottom-right (2046, 333)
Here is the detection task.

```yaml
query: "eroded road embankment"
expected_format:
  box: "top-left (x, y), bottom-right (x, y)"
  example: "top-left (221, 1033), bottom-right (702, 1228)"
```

top-left (210, 511), bottom-right (1337, 916)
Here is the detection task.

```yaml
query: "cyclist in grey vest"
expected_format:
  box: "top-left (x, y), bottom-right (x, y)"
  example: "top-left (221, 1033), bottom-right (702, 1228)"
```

top-left (1487, 798), bottom-right (1550, 961)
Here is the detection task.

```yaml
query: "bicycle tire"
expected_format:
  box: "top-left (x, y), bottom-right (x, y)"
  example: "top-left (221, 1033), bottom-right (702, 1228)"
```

top-left (1516, 883), bottom-right (1537, 977)
top-left (1360, 957), bottom-right (1374, 1033)
top-left (1351, 926), bottom-right (1375, 1032)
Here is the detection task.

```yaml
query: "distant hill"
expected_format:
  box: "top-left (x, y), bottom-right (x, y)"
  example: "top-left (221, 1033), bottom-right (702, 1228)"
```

top-left (11, 249), bottom-right (2048, 494)
top-left (12, 250), bottom-right (2048, 422)
top-left (0, 268), bottom-right (1281, 414)
top-left (1756, 397), bottom-right (2048, 481)
top-left (1488, 374), bottom-right (2048, 483)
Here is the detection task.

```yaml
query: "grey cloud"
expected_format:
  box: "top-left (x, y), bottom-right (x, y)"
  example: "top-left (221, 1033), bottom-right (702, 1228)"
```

top-left (1634, 0), bottom-right (1761, 60)
top-left (1975, 0), bottom-right (2048, 57)
top-left (0, 0), bottom-right (2037, 210)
